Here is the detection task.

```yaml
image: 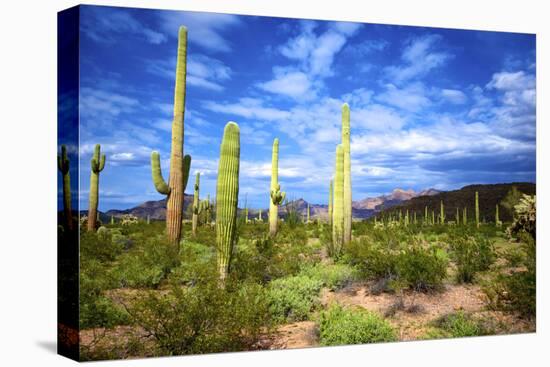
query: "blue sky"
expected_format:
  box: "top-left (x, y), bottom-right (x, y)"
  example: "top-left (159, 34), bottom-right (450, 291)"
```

top-left (74, 5), bottom-right (536, 210)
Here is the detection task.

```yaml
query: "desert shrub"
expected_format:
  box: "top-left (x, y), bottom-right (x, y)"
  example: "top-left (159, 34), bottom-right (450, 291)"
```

top-left (500, 246), bottom-right (525, 268)
top-left (300, 263), bottom-right (358, 291)
top-left (168, 241), bottom-right (217, 285)
top-left (426, 311), bottom-right (488, 339)
top-left (343, 238), bottom-right (399, 280)
top-left (507, 194), bottom-right (536, 240)
top-left (267, 274), bottom-right (323, 323)
top-left (319, 305), bottom-right (397, 346)
top-left (80, 259), bottom-right (129, 329)
top-left (113, 235), bottom-right (179, 288)
top-left (396, 245), bottom-right (448, 291)
top-left (80, 229), bottom-right (125, 262)
top-left (126, 280), bottom-right (270, 356)
top-left (448, 231), bottom-right (496, 283)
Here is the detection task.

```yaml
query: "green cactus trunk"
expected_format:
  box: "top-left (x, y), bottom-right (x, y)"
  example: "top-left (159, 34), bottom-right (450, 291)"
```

top-left (58, 145), bottom-right (73, 231)
top-left (414, 211), bottom-right (417, 225)
top-left (150, 26), bottom-right (191, 245)
top-left (440, 200), bottom-right (445, 225)
top-left (463, 207), bottom-right (467, 225)
top-left (424, 206), bottom-right (428, 225)
top-left (87, 144), bottom-right (106, 232)
top-left (332, 145), bottom-right (344, 257)
top-left (147, 215), bottom-right (150, 225)
top-left (456, 207), bottom-right (459, 225)
top-left (432, 210), bottom-right (435, 225)
top-left (269, 138), bottom-right (285, 236)
top-left (342, 104), bottom-right (352, 244)
top-left (192, 172), bottom-right (200, 236)
top-left (216, 122), bottom-right (240, 282)
top-left (495, 204), bottom-right (500, 226)
top-left (405, 210), bottom-right (409, 226)
top-left (110, 215), bottom-right (114, 225)
top-left (475, 191), bottom-right (480, 228)
top-left (328, 179), bottom-right (333, 225)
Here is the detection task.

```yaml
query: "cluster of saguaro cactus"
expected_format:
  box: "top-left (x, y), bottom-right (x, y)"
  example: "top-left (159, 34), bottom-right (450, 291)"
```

top-left (192, 172), bottom-right (200, 236)
top-left (58, 145), bottom-right (73, 231)
top-left (332, 145), bottom-right (344, 257)
top-left (200, 195), bottom-right (213, 225)
top-left (475, 191), bottom-right (480, 228)
top-left (216, 122), bottom-right (240, 281)
top-left (342, 104), bottom-right (352, 244)
top-left (151, 26), bottom-right (192, 245)
top-left (269, 138), bottom-right (285, 236)
top-left (87, 144), bottom-right (106, 232)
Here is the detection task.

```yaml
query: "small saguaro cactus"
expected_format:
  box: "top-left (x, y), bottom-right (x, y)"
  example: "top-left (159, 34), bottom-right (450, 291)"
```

top-left (495, 204), bottom-right (502, 227)
top-left (147, 215), bottom-right (151, 225)
top-left (328, 179), bottom-right (333, 225)
top-left (432, 210), bottom-right (435, 225)
top-left (342, 103), bottom-right (352, 244)
top-left (192, 172), bottom-right (200, 236)
top-left (456, 207), bottom-right (459, 225)
top-left (150, 26), bottom-right (192, 245)
top-left (87, 144), bottom-right (106, 232)
top-left (440, 200), bottom-right (445, 225)
top-left (258, 208), bottom-right (262, 222)
top-left (269, 138), bottom-right (285, 236)
top-left (332, 144), bottom-right (344, 257)
top-left (405, 210), bottom-right (409, 226)
top-left (110, 215), bottom-right (114, 225)
top-left (463, 207), bottom-right (467, 225)
top-left (58, 145), bottom-right (73, 231)
top-left (200, 195), bottom-right (212, 225)
top-left (475, 191), bottom-right (480, 228)
top-left (216, 122), bottom-right (240, 282)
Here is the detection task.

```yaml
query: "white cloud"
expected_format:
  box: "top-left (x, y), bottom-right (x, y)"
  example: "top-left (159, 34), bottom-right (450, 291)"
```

top-left (203, 98), bottom-right (291, 121)
top-left (441, 89), bottom-right (468, 104)
top-left (376, 83), bottom-right (431, 112)
top-left (80, 88), bottom-right (139, 118)
top-left (257, 69), bottom-right (314, 99)
top-left (385, 34), bottom-right (450, 83)
top-left (486, 71), bottom-right (535, 91)
top-left (158, 12), bottom-right (242, 52)
top-left (82, 7), bottom-right (166, 45)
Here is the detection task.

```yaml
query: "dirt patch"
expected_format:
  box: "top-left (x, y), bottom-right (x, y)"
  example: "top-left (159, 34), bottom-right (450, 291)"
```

top-left (258, 321), bottom-right (318, 350)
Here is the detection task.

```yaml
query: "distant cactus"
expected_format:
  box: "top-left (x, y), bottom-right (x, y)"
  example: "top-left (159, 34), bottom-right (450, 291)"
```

top-left (57, 145), bottom-right (73, 231)
top-left (150, 26), bottom-right (191, 245)
top-left (328, 180), bottom-right (333, 225)
top-left (440, 200), bottom-right (445, 224)
top-left (432, 210), bottom-right (435, 225)
top-left (200, 195), bottom-right (213, 225)
top-left (463, 207), bottom-right (467, 225)
top-left (495, 204), bottom-right (502, 227)
top-left (110, 215), bottom-right (115, 225)
top-left (147, 214), bottom-right (150, 225)
top-left (332, 145), bottom-right (344, 257)
top-left (269, 138), bottom-right (285, 236)
top-left (475, 191), bottom-right (480, 228)
top-left (120, 214), bottom-right (139, 226)
top-left (424, 206), bottom-right (428, 225)
top-left (342, 103), bottom-right (352, 244)
top-left (456, 207), bottom-right (459, 225)
top-left (87, 144), bottom-right (106, 232)
top-left (405, 210), bottom-right (409, 226)
top-left (215, 122), bottom-right (240, 281)
top-left (192, 172), bottom-right (200, 236)
top-left (258, 208), bottom-right (262, 222)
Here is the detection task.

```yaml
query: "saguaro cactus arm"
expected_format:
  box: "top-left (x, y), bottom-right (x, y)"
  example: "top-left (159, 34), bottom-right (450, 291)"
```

top-left (91, 144), bottom-right (106, 173)
top-left (151, 151), bottom-right (170, 195)
top-left (183, 154), bottom-right (191, 192)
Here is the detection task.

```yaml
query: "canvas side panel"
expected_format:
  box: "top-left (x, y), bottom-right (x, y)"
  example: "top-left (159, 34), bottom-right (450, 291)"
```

top-left (57, 5), bottom-right (80, 361)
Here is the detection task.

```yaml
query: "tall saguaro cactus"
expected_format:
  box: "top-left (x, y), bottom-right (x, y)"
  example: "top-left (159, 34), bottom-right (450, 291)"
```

top-left (58, 145), bottom-right (73, 231)
top-left (332, 145), bottom-right (344, 257)
top-left (495, 204), bottom-right (501, 227)
top-left (456, 207), bottom-right (459, 225)
top-left (440, 200), bottom-right (445, 224)
top-left (475, 191), bottom-right (480, 228)
top-left (87, 144), bottom-right (106, 232)
top-left (269, 138), bottom-right (285, 236)
top-left (328, 180), bottom-right (333, 225)
top-left (342, 104), bottom-right (352, 244)
top-left (216, 122), bottom-right (240, 281)
top-left (463, 207), bottom-right (467, 225)
top-left (150, 26), bottom-right (191, 245)
top-left (192, 172), bottom-right (200, 236)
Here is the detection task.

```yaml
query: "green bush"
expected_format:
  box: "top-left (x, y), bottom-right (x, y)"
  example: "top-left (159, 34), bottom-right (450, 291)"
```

top-left (343, 238), bottom-right (399, 280)
top-left (319, 305), bottom-right (397, 346)
top-left (168, 241), bottom-right (217, 285)
top-left (80, 229), bottom-right (125, 262)
top-left (300, 263), bottom-right (357, 290)
top-left (396, 245), bottom-right (448, 291)
top-left (112, 235), bottom-right (179, 288)
top-left (426, 311), bottom-right (487, 339)
top-left (127, 280), bottom-right (270, 356)
top-left (267, 274), bottom-right (323, 322)
top-left (448, 231), bottom-right (495, 283)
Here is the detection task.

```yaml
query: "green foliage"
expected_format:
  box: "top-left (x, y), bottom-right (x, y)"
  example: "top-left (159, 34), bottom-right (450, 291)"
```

top-left (426, 311), bottom-right (488, 339)
top-left (344, 237), bottom-right (399, 280)
top-left (127, 280), bottom-right (270, 356)
top-left (319, 305), bottom-right (397, 346)
top-left (500, 186), bottom-right (523, 217)
top-left (300, 263), bottom-right (358, 291)
top-left (112, 235), bottom-right (179, 288)
top-left (448, 229), bottom-right (496, 283)
top-left (483, 234), bottom-right (535, 318)
top-left (267, 274), bottom-right (323, 323)
top-left (396, 244), bottom-right (448, 291)
top-left (507, 194), bottom-right (536, 240)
